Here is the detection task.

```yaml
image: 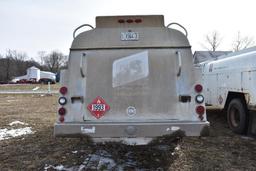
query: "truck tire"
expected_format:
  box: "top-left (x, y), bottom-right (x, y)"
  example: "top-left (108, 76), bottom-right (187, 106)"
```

top-left (227, 98), bottom-right (248, 134)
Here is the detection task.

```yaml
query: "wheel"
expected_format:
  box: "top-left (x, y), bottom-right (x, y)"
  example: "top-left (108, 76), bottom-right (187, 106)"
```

top-left (227, 98), bottom-right (248, 134)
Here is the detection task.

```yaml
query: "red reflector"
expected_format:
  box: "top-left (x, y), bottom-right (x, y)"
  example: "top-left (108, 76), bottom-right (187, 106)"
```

top-left (196, 106), bottom-right (205, 115)
top-left (59, 86), bottom-right (68, 95)
top-left (118, 19), bottom-right (125, 23)
top-left (58, 107), bottom-right (66, 115)
top-left (195, 84), bottom-right (203, 93)
top-left (59, 116), bottom-right (65, 123)
top-left (135, 19), bottom-right (142, 23)
top-left (126, 19), bottom-right (133, 23)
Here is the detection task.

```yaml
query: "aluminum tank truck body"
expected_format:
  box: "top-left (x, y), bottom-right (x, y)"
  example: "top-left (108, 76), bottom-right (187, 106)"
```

top-left (54, 15), bottom-right (209, 144)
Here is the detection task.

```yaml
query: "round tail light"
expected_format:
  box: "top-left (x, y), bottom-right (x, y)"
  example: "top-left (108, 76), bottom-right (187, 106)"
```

top-left (196, 106), bottom-right (205, 115)
top-left (59, 116), bottom-right (65, 123)
top-left (59, 86), bottom-right (68, 95)
top-left (58, 107), bottom-right (66, 115)
top-left (195, 84), bottom-right (203, 93)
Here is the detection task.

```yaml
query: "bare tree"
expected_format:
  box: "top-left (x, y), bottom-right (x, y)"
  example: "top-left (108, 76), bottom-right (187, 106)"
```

top-left (43, 51), bottom-right (67, 73)
top-left (232, 31), bottom-right (255, 51)
top-left (203, 31), bottom-right (222, 51)
top-left (5, 49), bottom-right (27, 61)
top-left (0, 49), bottom-right (67, 82)
top-left (6, 49), bottom-right (28, 77)
top-left (4, 50), bottom-right (15, 81)
top-left (38, 51), bottom-right (47, 65)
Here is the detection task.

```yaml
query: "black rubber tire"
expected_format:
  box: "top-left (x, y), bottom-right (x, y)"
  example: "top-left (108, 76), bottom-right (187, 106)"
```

top-left (227, 98), bottom-right (248, 134)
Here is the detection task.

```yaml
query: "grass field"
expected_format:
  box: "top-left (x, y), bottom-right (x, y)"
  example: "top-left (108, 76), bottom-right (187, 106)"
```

top-left (0, 83), bottom-right (60, 91)
top-left (0, 94), bottom-right (255, 170)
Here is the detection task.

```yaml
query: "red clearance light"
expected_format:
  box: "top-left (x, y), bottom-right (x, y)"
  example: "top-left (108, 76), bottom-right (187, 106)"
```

top-left (195, 84), bottom-right (203, 93)
top-left (126, 19), bottom-right (133, 23)
top-left (59, 86), bottom-right (68, 95)
top-left (58, 107), bottom-right (66, 115)
top-left (59, 116), bottom-right (65, 123)
top-left (196, 106), bottom-right (205, 115)
top-left (135, 19), bottom-right (142, 23)
top-left (118, 19), bottom-right (125, 23)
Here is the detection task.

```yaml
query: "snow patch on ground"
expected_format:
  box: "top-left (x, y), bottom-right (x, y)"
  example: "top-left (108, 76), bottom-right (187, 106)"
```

top-left (44, 165), bottom-right (72, 171)
top-left (9, 121), bottom-right (28, 126)
top-left (0, 121), bottom-right (34, 140)
top-left (84, 152), bottom-right (117, 170)
top-left (0, 127), bottom-right (34, 140)
top-left (44, 139), bottom-right (181, 171)
top-left (44, 164), bottom-right (88, 171)
top-left (44, 150), bottom-right (117, 171)
top-left (6, 99), bottom-right (19, 103)
top-left (32, 86), bottom-right (40, 91)
top-left (44, 150), bottom-right (152, 171)
top-left (71, 151), bottom-right (78, 154)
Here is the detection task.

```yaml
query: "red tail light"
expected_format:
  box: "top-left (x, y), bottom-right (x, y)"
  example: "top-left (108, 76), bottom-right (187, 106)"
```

top-left (59, 116), bottom-right (65, 123)
top-left (196, 105), bottom-right (205, 115)
top-left (195, 84), bottom-right (203, 93)
top-left (59, 86), bottom-right (68, 95)
top-left (58, 107), bottom-right (66, 115)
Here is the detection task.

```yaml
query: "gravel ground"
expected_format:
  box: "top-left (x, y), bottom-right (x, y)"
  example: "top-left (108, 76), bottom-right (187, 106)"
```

top-left (0, 94), bottom-right (255, 171)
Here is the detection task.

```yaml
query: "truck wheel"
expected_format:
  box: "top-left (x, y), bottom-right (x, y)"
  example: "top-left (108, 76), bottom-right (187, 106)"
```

top-left (227, 98), bottom-right (248, 134)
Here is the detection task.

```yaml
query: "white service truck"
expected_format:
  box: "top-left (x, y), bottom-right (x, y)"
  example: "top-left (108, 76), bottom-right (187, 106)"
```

top-left (202, 47), bottom-right (256, 135)
top-left (54, 15), bottom-right (209, 144)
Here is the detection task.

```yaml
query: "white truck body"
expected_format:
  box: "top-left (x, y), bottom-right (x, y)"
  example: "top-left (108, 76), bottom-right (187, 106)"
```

top-left (202, 47), bottom-right (256, 135)
top-left (54, 15), bottom-right (209, 144)
top-left (40, 71), bottom-right (56, 83)
top-left (27, 66), bottom-right (40, 81)
top-left (12, 66), bottom-right (56, 83)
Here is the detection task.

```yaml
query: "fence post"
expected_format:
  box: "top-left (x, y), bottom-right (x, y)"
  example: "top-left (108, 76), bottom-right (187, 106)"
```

top-left (47, 82), bottom-right (51, 94)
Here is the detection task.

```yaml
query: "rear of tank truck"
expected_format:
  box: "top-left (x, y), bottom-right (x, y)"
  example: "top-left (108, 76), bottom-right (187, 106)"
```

top-left (54, 15), bottom-right (209, 144)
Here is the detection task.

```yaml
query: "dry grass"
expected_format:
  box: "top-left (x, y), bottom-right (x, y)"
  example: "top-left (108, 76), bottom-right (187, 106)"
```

top-left (0, 95), bottom-right (255, 171)
top-left (0, 83), bottom-right (60, 91)
top-left (0, 94), bottom-right (57, 128)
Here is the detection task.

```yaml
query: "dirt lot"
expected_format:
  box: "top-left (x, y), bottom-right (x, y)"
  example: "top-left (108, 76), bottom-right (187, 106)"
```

top-left (0, 94), bottom-right (255, 171)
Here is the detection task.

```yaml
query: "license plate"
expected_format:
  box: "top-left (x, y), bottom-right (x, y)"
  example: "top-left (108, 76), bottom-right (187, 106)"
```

top-left (121, 32), bottom-right (139, 41)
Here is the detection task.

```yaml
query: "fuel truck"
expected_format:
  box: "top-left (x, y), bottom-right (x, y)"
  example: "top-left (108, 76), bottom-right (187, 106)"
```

top-left (54, 15), bottom-right (209, 144)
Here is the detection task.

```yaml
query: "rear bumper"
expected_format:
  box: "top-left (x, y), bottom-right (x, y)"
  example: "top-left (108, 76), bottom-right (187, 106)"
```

top-left (54, 121), bottom-right (210, 140)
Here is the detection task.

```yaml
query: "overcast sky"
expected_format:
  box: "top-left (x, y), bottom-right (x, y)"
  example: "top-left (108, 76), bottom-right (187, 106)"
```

top-left (0, 0), bottom-right (255, 61)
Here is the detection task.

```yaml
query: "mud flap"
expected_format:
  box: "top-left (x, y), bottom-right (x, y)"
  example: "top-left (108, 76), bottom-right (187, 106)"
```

top-left (247, 111), bottom-right (256, 137)
top-left (200, 125), bottom-right (210, 137)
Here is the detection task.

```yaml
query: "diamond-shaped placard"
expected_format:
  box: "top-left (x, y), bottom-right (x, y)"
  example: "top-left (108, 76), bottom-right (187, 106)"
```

top-left (87, 96), bottom-right (110, 119)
